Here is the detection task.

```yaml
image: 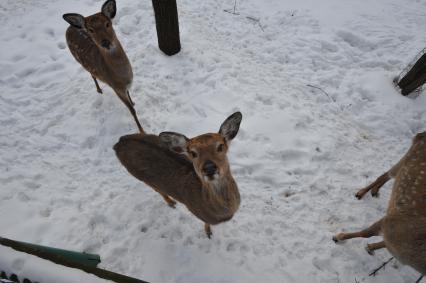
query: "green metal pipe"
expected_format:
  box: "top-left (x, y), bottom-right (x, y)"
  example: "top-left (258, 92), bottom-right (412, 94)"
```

top-left (0, 237), bottom-right (149, 283)
top-left (0, 237), bottom-right (100, 268)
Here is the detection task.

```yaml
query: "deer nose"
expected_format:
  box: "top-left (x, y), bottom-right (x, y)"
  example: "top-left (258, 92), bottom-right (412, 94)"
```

top-left (202, 160), bottom-right (217, 176)
top-left (101, 39), bottom-right (111, 49)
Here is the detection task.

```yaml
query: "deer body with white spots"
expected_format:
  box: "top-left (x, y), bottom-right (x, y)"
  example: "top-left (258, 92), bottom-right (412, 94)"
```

top-left (333, 132), bottom-right (426, 276)
top-left (113, 112), bottom-right (242, 238)
top-left (63, 0), bottom-right (143, 133)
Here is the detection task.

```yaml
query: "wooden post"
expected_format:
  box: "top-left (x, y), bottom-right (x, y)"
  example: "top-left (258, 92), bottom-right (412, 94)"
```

top-left (152, 0), bottom-right (181, 56)
top-left (397, 52), bottom-right (426, 96)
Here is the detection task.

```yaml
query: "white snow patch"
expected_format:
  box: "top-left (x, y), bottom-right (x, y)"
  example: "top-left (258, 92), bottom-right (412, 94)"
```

top-left (1, 0), bottom-right (426, 282)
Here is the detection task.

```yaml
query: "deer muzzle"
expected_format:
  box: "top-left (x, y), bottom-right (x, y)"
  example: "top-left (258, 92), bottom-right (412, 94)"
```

top-left (101, 39), bottom-right (111, 49)
top-left (202, 160), bottom-right (218, 179)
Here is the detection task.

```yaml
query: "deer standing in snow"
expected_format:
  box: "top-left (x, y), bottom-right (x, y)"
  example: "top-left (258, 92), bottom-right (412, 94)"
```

top-left (63, 0), bottom-right (143, 132)
top-left (114, 112), bottom-right (242, 238)
top-left (333, 132), bottom-right (426, 277)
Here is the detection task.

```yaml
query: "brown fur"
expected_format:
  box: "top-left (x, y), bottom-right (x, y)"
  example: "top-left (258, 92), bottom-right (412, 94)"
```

top-left (113, 133), bottom-right (240, 237)
top-left (64, 1), bottom-right (143, 132)
top-left (334, 132), bottom-right (426, 275)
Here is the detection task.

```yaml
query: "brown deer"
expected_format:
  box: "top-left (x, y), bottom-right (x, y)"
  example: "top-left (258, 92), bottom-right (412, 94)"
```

top-left (63, 0), bottom-right (143, 133)
top-left (113, 112), bottom-right (242, 238)
top-left (333, 132), bottom-right (426, 277)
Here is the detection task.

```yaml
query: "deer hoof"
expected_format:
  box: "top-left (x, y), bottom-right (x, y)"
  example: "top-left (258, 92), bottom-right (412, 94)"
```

top-left (371, 192), bottom-right (379, 198)
top-left (167, 200), bottom-right (177, 209)
top-left (332, 234), bottom-right (344, 243)
top-left (365, 245), bottom-right (375, 255)
top-left (162, 196), bottom-right (177, 208)
top-left (204, 224), bottom-right (212, 239)
top-left (355, 188), bottom-right (370, 200)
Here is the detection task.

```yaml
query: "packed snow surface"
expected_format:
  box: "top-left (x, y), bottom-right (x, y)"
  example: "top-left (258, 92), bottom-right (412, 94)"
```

top-left (1, 0), bottom-right (426, 282)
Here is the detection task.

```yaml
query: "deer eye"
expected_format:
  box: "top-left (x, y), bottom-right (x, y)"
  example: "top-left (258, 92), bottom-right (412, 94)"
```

top-left (88, 28), bottom-right (94, 33)
top-left (106, 22), bottom-right (110, 28)
top-left (217, 144), bottom-right (225, 152)
top-left (189, 150), bottom-right (198, 158)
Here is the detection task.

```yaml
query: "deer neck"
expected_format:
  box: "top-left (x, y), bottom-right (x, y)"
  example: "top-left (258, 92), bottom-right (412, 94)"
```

top-left (200, 169), bottom-right (240, 215)
top-left (100, 39), bottom-right (132, 82)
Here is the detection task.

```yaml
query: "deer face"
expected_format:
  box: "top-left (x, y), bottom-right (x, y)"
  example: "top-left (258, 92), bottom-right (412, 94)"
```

top-left (187, 133), bottom-right (229, 181)
top-left (160, 112), bottom-right (242, 183)
top-left (63, 0), bottom-right (117, 50)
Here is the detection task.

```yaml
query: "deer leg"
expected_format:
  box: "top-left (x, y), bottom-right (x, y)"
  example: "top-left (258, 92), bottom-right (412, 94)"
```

top-left (92, 76), bottom-right (103, 94)
top-left (127, 90), bottom-right (135, 106)
top-left (151, 186), bottom-right (176, 208)
top-left (129, 105), bottom-right (144, 134)
top-left (117, 93), bottom-right (144, 133)
top-left (355, 172), bottom-right (390, 199)
top-left (204, 223), bottom-right (212, 239)
top-left (333, 218), bottom-right (383, 243)
top-left (160, 192), bottom-right (177, 208)
top-left (365, 241), bottom-right (386, 255)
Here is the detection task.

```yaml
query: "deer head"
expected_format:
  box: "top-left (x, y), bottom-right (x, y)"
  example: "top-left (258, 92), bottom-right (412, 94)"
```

top-left (63, 0), bottom-right (117, 50)
top-left (159, 112), bottom-right (242, 183)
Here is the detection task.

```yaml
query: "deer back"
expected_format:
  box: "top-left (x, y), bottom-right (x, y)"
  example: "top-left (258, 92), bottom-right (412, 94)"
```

top-left (387, 132), bottom-right (426, 217)
top-left (114, 134), bottom-right (200, 202)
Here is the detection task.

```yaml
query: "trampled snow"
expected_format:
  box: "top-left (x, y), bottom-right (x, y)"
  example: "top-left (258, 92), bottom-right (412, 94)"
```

top-left (0, 0), bottom-right (426, 282)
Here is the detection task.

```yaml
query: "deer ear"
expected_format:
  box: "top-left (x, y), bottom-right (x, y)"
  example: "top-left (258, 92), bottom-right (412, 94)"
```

top-left (102, 0), bottom-right (116, 19)
top-left (159, 132), bottom-right (189, 154)
top-left (219, 112), bottom-right (242, 142)
top-left (63, 13), bottom-right (85, 29)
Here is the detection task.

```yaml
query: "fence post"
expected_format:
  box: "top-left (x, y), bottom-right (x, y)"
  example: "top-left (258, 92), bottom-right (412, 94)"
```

top-left (396, 51), bottom-right (426, 96)
top-left (152, 0), bottom-right (181, 56)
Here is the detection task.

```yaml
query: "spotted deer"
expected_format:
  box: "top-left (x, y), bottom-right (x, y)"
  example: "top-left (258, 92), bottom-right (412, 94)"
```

top-left (63, 0), bottom-right (143, 132)
top-left (333, 132), bottom-right (426, 277)
top-left (113, 112), bottom-right (242, 238)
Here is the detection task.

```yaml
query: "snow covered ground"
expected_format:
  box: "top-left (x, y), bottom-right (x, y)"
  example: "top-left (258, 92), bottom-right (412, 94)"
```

top-left (1, 0), bottom-right (426, 282)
